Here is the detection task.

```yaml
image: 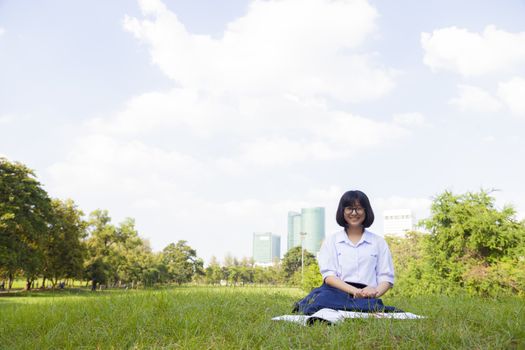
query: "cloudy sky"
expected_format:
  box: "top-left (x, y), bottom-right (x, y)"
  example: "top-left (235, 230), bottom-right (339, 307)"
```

top-left (1, 0), bottom-right (524, 262)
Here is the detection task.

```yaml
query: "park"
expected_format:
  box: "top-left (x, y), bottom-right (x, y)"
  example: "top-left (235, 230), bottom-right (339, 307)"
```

top-left (2, 0), bottom-right (525, 348)
top-left (2, 157), bottom-right (525, 349)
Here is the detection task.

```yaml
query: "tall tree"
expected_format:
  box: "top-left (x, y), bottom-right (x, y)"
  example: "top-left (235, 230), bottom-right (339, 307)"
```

top-left (162, 240), bottom-right (200, 284)
top-left (42, 199), bottom-right (87, 287)
top-left (84, 210), bottom-right (119, 290)
top-left (281, 246), bottom-right (316, 280)
top-left (205, 256), bottom-right (223, 285)
top-left (113, 218), bottom-right (151, 287)
top-left (0, 158), bottom-right (52, 290)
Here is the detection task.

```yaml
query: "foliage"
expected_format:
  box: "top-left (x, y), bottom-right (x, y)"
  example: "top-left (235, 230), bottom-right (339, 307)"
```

top-left (162, 240), bottom-right (202, 285)
top-left (388, 190), bottom-right (525, 297)
top-left (4, 157), bottom-right (524, 296)
top-left (297, 262), bottom-right (323, 292)
top-left (42, 199), bottom-right (87, 287)
top-left (281, 246), bottom-right (316, 280)
top-left (0, 158), bottom-right (53, 289)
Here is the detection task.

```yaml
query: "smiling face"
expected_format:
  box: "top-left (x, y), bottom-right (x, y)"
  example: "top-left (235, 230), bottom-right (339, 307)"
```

top-left (343, 201), bottom-right (366, 228)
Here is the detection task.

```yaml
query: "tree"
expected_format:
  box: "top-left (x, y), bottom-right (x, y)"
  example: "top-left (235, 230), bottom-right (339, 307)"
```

top-left (205, 256), bottom-right (223, 285)
top-left (112, 218), bottom-right (144, 287)
top-left (42, 198), bottom-right (87, 288)
top-left (420, 189), bottom-right (525, 295)
top-left (299, 262), bottom-right (323, 291)
top-left (0, 158), bottom-right (53, 290)
top-left (162, 240), bottom-right (200, 284)
top-left (84, 210), bottom-right (119, 290)
top-left (281, 246), bottom-right (316, 280)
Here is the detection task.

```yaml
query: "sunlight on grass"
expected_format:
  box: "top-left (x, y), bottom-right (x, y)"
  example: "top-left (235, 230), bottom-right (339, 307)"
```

top-left (1, 287), bottom-right (523, 349)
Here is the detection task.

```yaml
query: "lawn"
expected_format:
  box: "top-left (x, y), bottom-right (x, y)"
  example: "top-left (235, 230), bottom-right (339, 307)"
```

top-left (0, 286), bottom-right (523, 349)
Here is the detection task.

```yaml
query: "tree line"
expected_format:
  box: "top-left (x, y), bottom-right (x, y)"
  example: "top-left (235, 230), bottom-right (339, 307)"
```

top-left (0, 158), bottom-right (205, 291)
top-left (3, 157), bottom-right (524, 296)
top-left (0, 157), bottom-right (314, 291)
top-left (200, 247), bottom-right (321, 289)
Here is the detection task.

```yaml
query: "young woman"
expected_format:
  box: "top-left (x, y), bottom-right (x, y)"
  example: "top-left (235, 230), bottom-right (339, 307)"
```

top-left (293, 190), bottom-right (396, 315)
top-left (318, 190), bottom-right (394, 298)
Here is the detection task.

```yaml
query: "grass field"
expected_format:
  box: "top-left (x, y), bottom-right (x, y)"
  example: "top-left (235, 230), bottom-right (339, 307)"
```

top-left (1, 286), bottom-right (524, 349)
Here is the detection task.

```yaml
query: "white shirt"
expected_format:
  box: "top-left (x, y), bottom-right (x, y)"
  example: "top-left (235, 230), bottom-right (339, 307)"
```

top-left (318, 229), bottom-right (395, 287)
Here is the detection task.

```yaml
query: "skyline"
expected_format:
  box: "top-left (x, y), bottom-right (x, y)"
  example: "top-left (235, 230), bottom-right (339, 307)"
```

top-left (1, 0), bottom-right (524, 262)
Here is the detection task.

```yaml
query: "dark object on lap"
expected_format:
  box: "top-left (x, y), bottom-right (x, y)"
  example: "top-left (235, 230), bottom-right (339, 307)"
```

top-left (292, 283), bottom-right (401, 315)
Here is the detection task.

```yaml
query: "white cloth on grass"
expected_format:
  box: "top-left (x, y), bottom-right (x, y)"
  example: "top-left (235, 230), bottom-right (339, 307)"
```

top-left (272, 308), bottom-right (425, 326)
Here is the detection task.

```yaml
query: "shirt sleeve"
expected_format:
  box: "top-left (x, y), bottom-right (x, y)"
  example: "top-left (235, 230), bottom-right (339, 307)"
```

top-left (376, 238), bottom-right (395, 285)
top-left (318, 234), bottom-right (338, 281)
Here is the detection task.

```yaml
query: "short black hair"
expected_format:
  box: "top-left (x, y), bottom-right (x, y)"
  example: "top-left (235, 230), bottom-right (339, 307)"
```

top-left (336, 190), bottom-right (374, 228)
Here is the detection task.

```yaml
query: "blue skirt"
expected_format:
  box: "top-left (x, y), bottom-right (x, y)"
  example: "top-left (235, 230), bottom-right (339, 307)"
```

top-left (293, 283), bottom-right (401, 315)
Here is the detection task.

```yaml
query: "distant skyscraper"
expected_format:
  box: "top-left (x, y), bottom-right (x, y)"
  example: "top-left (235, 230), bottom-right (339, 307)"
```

top-left (300, 207), bottom-right (325, 255)
top-left (287, 211), bottom-right (302, 250)
top-left (383, 209), bottom-right (414, 237)
top-left (252, 232), bottom-right (281, 265)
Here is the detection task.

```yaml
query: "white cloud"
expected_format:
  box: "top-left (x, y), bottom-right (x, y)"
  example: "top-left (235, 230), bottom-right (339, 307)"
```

top-left (0, 114), bottom-right (14, 124)
top-left (124, 0), bottom-right (395, 102)
top-left (0, 27), bottom-right (5, 36)
top-left (498, 77), bottom-right (525, 117)
top-left (48, 133), bottom-right (204, 197)
top-left (449, 84), bottom-right (502, 113)
top-left (88, 88), bottom-right (239, 137)
top-left (46, 0), bottom-right (422, 261)
top-left (393, 112), bottom-right (427, 127)
top-left (421, 25), bottom-right (525, 77)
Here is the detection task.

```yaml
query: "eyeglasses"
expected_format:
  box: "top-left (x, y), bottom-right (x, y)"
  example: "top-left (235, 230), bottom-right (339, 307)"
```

top-left (345, 207), bottom-right (365, 215)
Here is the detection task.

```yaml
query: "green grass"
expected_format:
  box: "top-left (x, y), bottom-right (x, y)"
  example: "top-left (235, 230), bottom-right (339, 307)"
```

top-left (1, 286), bottom-right (524, 349)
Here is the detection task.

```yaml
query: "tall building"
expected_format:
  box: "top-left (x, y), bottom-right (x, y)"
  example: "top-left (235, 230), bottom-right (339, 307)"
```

top-left (252, 232), bottom-right (281, 265)
top-left (301, 207), bottom-right (325, 255)
top-left (383, 209), bottom-right (414, 237)
top-left (287, 211), bottom-right (302, 251)
top-left (286, 207), bottom-right (326, 255)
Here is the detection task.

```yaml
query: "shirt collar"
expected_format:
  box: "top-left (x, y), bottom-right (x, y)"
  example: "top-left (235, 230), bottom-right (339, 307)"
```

top-left (336, 229), bottom-right (372, 245)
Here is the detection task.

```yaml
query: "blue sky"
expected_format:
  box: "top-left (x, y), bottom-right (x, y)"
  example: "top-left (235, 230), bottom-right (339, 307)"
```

top-left (1, 0), bottom-right (524, 262)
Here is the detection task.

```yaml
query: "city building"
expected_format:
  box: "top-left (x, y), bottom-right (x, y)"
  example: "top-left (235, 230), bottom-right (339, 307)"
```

top-left (286, 207), bottom-right (325, 255)
top-left (252, 232), bottom-right (281, 265)
top-left (301, 207), bottom-right (325, 254)
top-left (287, 211), bottom-right (302, 251)
top-left (383, 209), bottom-right (414, 237)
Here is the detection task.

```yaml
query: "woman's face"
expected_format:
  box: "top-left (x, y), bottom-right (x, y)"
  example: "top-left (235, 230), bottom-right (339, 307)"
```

top-left (344, 202), bottom-right (366, 228)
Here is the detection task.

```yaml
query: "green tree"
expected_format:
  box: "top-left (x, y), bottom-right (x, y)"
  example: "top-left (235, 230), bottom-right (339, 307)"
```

top-left (0, 158), bottom-right (52, 290)
top-left (299, 262), bottom-right (323, 291)
top-left (112, 218), bottom-right (143, 287)
top-left (205, 256), bottom-right (223, 285)
top-left (281, 246), bottom-right (316, 280)
top-left (162, 240), bottom-right (200, 285)
top-left (42, 198), bottom-right (87, 288)
top-left (420, 190), bottom-right (525, 296)
top-left (84, 210), bottom-right (119, 290)
top-left (385, 231), bottom-right (443, 296)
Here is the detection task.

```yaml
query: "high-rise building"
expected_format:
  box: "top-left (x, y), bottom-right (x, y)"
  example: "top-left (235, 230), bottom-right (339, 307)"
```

top-left (287, 211), bottom-right (302, 250)
top-left (383, 209), bottom-right (414, 237)
top-left (301, 207), bottom-right (325, 255)
top-left (252, 232), bottom-right (281, 265)
top-left (285, 207), bottom-right (326, 255)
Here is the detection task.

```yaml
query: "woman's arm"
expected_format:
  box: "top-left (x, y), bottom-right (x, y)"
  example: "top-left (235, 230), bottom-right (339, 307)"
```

top-left (325, 276), bottom-right (364, 297)
top-left (374, 281), bottom-right (392, 297)
top-left (375, 238), bottom-right (395, 296)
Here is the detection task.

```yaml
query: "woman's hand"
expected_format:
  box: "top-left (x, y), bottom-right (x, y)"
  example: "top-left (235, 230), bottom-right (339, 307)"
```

top-left (360, 286), bottom-right (378, 298)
